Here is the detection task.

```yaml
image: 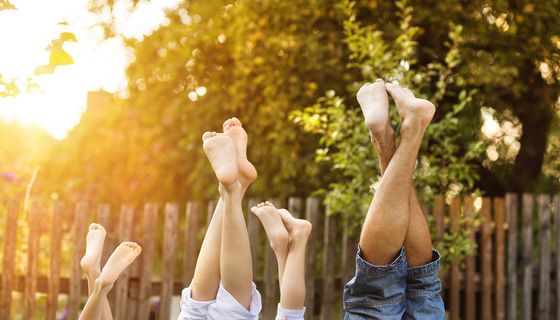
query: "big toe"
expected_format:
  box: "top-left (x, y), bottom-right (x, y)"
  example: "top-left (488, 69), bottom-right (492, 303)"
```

top-left (385, 83), bottom-right (413, 105)
top-left (223, 117), bottom-right (242, 131)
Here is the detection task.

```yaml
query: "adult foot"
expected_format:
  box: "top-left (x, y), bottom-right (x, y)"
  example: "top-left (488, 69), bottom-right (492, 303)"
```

top-left (277, 208), bottom-right (312, 243)
top-left (223, 118), bottom-right (258, 187)
top-left (202, 131), bottom-right (239, 188)
top-left (356, 79), bottom-right (394, 148)
top-left (385, 83), bottom-right (435, 132)
top-left (97, 242), bottom-right (142, 288)
top-left (80, 223), bottom-right (107, 277)
top-left (251, 201), bottom-right (289, 253)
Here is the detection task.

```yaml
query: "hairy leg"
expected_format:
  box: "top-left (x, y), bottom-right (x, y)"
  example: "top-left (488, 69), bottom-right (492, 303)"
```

top-left (358, 81), bottom-right (434, 265)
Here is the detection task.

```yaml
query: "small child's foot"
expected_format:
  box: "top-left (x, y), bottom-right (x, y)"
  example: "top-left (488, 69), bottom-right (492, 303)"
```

top-left (385, 83), bottom-right (435, 133)
top-left (202, 131), bottom-right (240, 188)
top-left (223, 118), bottom-right (258, 187)
top-left (250, 201), bottom-right (289, 253)
top-left (80, 223), bottom-right (107, 277)
top-left (97, 242), bottom-right (142, 289)
top-left (277, 209), bottom-right (312, 243)
top-left (356, 79), bottom-right (395, 148)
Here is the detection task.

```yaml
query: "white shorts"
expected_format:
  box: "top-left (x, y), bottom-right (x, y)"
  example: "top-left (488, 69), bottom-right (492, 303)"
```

top-left (178, 283), bottom-right (262, 320)
top-left (275, 304), bottom-right (306, 320)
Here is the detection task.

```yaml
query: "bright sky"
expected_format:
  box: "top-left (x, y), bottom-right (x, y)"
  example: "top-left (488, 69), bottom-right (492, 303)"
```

top-left (0, 0), bottom-right (181, 139)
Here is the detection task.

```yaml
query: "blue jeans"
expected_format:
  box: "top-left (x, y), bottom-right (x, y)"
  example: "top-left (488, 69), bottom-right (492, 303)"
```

top-left (343, 247), bottom-right (445, 319)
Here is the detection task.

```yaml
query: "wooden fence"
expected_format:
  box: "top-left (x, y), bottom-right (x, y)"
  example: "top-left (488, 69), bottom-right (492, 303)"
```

top-left (0, 194), bottom-right (559, 319)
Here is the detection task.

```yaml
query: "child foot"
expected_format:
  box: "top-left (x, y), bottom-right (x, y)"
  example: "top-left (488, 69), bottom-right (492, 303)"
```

top-left (385, 83), bottom-right (435, 132)
top-left (250, 201), bottom-right (289, 253)
top-left (96, 242), bottom-right (142, 288)
top-left (223, 118), bottom-right (258, 187)
top-left (277, 209), bottom-right (312, 242)
top-left (202, 131), bottom-right (239, 187)
top-left (80, 223), bottom-right (107, 277)
top-left (356, 79), bottom-right (394, 148)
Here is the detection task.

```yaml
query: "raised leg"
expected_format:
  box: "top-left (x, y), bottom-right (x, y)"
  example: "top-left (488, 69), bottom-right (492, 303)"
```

top-left (79, 242), bottom-right (141, 320)
top-left (358, 80), bottom-right (435, 265)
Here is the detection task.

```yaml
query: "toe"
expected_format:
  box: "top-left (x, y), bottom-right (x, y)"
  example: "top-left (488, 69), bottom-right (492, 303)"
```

top-left (229, 117), bottom-right (242, 127)
top-left (385, 83), bottom-right (409, 105)
top-left (202, 131), bottom-right (213, 141)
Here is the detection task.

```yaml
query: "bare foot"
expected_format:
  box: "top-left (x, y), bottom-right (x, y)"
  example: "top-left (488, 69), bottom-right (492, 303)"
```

top-left (385, 83), bottom-right (435, 132)
top-left (250, 201), bottom-right (289, 253)
top-left (223, 118), bottom-right (258, 187)
top-left (202, 131), bottom-right (239, 188)
top-left (277, 209), bottom-right (312, 243)
top-left (80, 223), bottom-right (107, 277)
top-left (356, 79), bottom-right (394, 148)
top-left (96, 242), bottom-right (142, 288)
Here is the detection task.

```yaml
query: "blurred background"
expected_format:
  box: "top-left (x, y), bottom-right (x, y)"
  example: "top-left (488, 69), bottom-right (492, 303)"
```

top-left (0, 0), bottom-right (559, 319)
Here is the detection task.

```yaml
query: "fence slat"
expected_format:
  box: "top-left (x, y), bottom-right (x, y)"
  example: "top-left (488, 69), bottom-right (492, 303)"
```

top-left (555, 195), bottom-right (560, 320)
top-left (538, 195), bottom-right (550, 320)
top-left (449, 198), bottom-right (461, 320)
top-left (464, 197), bottom-right (477, 320)
top-left (137, 204), bottom-right (158, 320)
top-left (23, 202), bottom-right (41, 320)
top-left (522, 193), bottom-right (534, 320)
top-left (341, 215), bottom-right (358, 285)
top-left (494, 197), bottom-right (506, 320)
top-left (305, 197), bottom-right (320, 320)
top-left (68, 202), bottom-right (88, 319)
top-left (114, 205), bottom-right (134, 319)
top-left (184, 202), bottom-right (200, 284)
top-left (47, 202), bottom-right (64, 320)
top-left (320, 211), bottom-right (336, 320)
top-left (505, 193), bottom-right (518, 320)
top-left (247, 199), bottom-right (261, 280)
top-left (160, 203), bottom-right (179, 320)
top-left (288, 197), bottom-right (303, 219)
top-left (481, 197), bottom-right (493, 320)
top-left (1, 201), bottom-right (19, 317)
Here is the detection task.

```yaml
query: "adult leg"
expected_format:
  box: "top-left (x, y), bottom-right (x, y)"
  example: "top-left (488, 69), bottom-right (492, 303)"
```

top-left (79, 242), bottom-right (141, 320)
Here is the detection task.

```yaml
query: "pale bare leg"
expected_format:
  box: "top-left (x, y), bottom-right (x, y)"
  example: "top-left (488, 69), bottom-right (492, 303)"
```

top-left (358, 80), bottom-right (433, 266)
top-left (277, 208), bottom-right (312, 311)
top-left (80, 224), bottom-right (112, 320)
top-left (358, 81), bottom-right (435, 265)
top-left (79, 242), bottom-right (141, 320)
top-left (250, 202), bottom-right (289, 284)
top-left (190, 121), bottom-right (257, 301)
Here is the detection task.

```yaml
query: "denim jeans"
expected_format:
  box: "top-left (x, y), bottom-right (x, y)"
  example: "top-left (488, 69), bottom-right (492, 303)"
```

top-left (343, 247), bottom-right (445, 320)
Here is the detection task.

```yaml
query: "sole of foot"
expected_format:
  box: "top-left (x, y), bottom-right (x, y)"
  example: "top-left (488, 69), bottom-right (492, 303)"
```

top-left (223, 117), bottom-right (258, 186)
top-left (251, 201), bottom-right (289, 251)
top-left (97, 242), bottom-right (142, 288)
top-left (277, 209), bottom-right (312, 241)
top-left (80, 223), bottom-right (107, 274)
top-left (357, 79), bottom-right (391, 139)
top-left (202, 131), bottom-right (239, 187)
top-left (385, 83), bottom-right (435, 130)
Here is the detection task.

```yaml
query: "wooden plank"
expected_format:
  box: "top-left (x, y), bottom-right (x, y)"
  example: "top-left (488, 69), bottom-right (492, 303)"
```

top-left (554, 195), bottom-right (560, 320)
top-left (137, 204), bottom-right (158, 320)
top-left (505, 193), bottom-right (518, 320)
top-left (183, 202), bottom-right (200, 284)
top-left (481, 197), bottom-right (493, 320)
top-left (247, 199), bottom-right (261, 279)
top-left (0, 201), bottom-right (19, 317)
top-left (114, 205), bottom-right (134, 320)
top-left (207, 200), bottom-right (217, 228)
top-left (47, 202), bottom-right (64, 320)
top-left (494, 197), bottom-right (506, 320)
top-left (67, 202), bottom-right (88, 320)
top-left (23, 201), bottom-right (41, 320)
top-left (521, 193), bottom-right (534, 320)
top-left (434, 196), bottom-right (445, 240)
top-left (288, 197), bottom-right (303, 219)
top-left (96, 204), bottom-right (112, 267)
top-left (449, 197), bottom-right (460, 320)
top-left (537, 195), bottom-right (550, 320)
top-left (305, 197), bottom-right (321, 320)
top-left (464, 197), bottom-right (477, 320)
top-left (160, 203), bottom-right (179, 320)
top-left (320, 211), bottom-right (336, 320)
top-left (341, 215), bottom-right (358, 285)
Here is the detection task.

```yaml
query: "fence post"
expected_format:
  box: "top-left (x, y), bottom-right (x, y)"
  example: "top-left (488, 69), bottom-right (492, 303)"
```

top-left (449, 198), bottom-right (460, 320)
top-left (494, 197), bottom-right (506, 320)
top-left (538, 195), bottom-right (551, 320)
top-left (305, 197), bottom-right (320, 320)
top-left (320, 210), bottom-right (336, 320)
top-left (341, 214), bottom-right (358, 285)
top-left (288, 197), bottom-right (303, 219)
top-left (184, 202), bottom-right (200, 284)
top-left (160, 203), bottom-right (179, 320)
top-left (521, 193), bottom-right (534, 320)
top-left (464, 197), bottom-right (476, 320)
top-left (1, 201), bottom-right (19, 317)
top-left (554, 195), bottom-right (560, 320)
top-left (114, 205), bottom-right (134, 319)
top-left (137, 203), bottom-right (158, 320)
top-left (481, 197), bottom-right (493, 320)
top-left (68, 202), bottom-right (88, 319)
top-left (505, 193), bottom-right (518, 320)
top-left (47, 202), bottom-right (64, 320)
top-left (23, 201), bottom-right (41, 320)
